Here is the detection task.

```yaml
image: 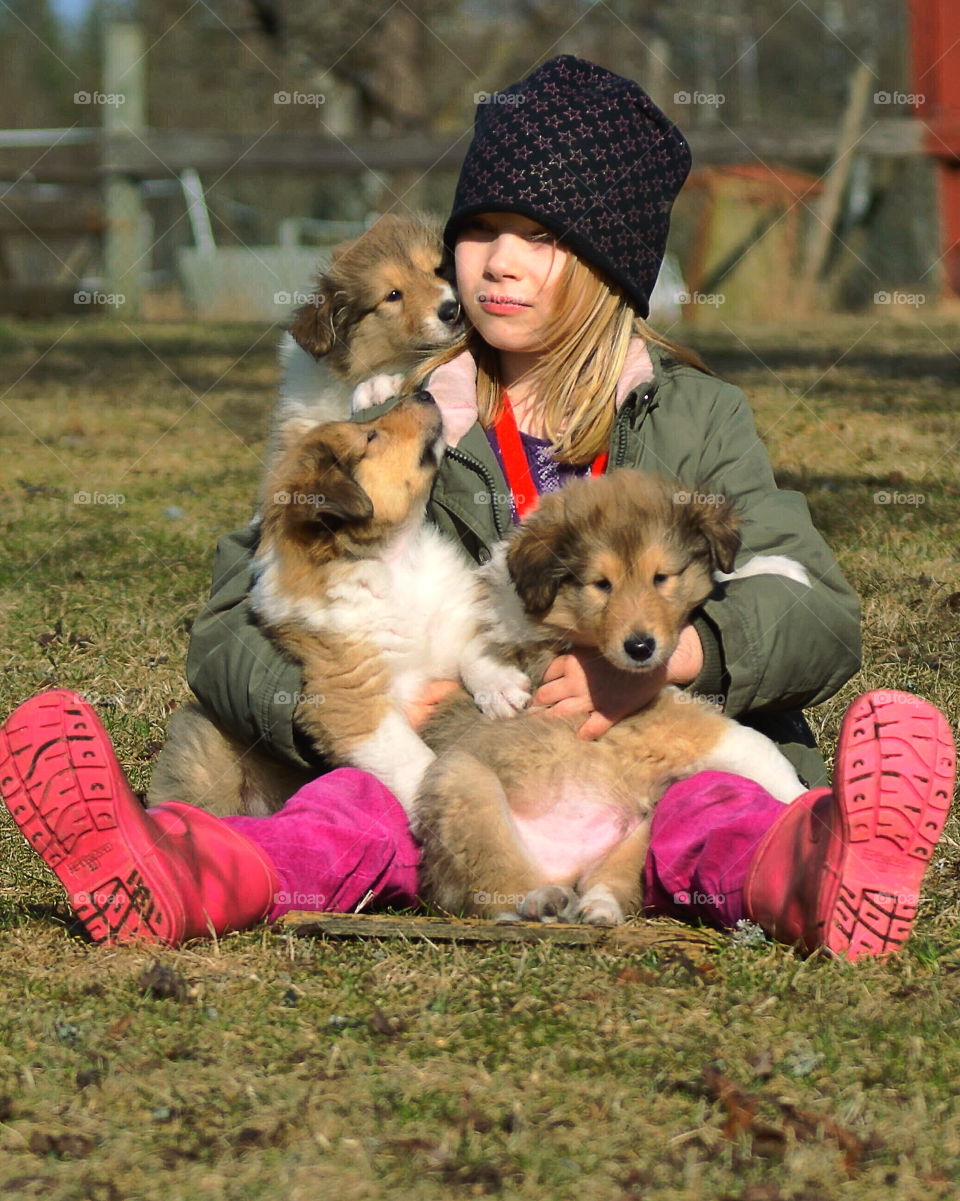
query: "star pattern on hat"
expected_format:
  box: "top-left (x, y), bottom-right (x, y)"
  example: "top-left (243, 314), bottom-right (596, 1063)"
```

top-left (446, 55), bottom-right (692, 317)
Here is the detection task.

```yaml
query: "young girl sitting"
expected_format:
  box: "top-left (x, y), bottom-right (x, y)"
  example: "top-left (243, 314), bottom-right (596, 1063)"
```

top-left (0, 56), bottom-right (954, 960)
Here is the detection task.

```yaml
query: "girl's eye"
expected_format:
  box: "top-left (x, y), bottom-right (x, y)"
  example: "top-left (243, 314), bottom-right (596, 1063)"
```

top-left (384, 290), bottom-right (403, 303)
top-left (592, 578), bottom-right (613, 593)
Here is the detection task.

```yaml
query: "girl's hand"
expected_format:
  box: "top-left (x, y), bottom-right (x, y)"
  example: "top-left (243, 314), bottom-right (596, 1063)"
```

top-left (533, 625), bottom-right (705, 740)
top-left (403, 679), bottom-right (461, 732)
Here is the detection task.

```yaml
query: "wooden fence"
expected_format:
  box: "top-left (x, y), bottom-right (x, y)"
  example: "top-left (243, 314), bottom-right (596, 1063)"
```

top-left (0, 20), bottom-right (933, 318)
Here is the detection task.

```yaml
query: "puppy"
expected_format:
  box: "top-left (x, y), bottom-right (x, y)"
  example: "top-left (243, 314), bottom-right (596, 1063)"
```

top-left (148, 396), bottom-right (529, 817)
top-left (273, 213), bottom-right (461, 454)
top-left (413, 470), bottom-right (808, 927)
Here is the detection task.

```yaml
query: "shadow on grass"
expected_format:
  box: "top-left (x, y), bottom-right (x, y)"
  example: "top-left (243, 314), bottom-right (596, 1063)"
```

top-left (770, 471), bottom-right (958, 540)
top-left (0, 898), bottom-right (92, 941)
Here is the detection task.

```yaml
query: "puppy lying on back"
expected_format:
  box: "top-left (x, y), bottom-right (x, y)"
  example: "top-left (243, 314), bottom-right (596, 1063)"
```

top-left (273, 212), bottom-right (461, 454)
top-left (414, 470), bottom-right (809, 927)
top-left (148, 397), bottom-right (529, 816)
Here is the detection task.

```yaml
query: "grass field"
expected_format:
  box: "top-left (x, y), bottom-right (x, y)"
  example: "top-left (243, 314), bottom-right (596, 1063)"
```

top-left (0, 314), bottom-right (959, 1200)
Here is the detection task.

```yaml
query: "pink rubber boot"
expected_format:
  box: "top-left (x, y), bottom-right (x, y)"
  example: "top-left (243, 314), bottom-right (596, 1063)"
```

top-left (744, 690), bottom-right (955, 961)
top-left (0, 690), bottom-right (277, 946)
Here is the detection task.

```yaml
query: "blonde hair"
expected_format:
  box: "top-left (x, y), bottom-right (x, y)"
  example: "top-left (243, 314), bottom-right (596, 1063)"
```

top-left (410, 246), bottom-right (712, 465)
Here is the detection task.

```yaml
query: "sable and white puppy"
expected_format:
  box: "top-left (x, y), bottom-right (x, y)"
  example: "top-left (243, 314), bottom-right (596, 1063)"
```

top-left (413, 470), bottom-right (810, 927)
top-left (148, 396), bottom-right (529, 817)
top-left (273, 212), bottom-right (461, 457)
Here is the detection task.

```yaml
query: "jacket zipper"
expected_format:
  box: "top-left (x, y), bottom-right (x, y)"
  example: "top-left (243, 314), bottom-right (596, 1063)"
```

top-left (612, 384), bottom-right (658, 467)
top-left (440, 445), bottom-right (510, 542)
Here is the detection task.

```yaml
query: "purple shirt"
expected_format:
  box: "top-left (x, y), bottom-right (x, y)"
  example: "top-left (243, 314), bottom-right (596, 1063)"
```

top-left (486, 428), bottom-right (591, 523)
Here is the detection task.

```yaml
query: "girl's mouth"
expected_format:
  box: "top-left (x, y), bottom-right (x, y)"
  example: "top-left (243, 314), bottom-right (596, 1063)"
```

top-left (477, 293), bottom-right (531, 314)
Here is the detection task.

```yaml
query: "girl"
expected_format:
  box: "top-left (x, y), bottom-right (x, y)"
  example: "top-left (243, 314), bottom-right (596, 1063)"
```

top-left (1, 57), bottom-right (954, 959)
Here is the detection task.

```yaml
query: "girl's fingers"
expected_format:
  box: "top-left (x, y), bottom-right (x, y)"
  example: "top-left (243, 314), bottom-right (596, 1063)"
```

top-left (577, 711), bottom-right (615, 741)
top-left (539, 694), bottom-right (592, 717)
top-left (539, 654), bottom-right (577, 684)
top-left (532, 677), bottom-right (583, 707)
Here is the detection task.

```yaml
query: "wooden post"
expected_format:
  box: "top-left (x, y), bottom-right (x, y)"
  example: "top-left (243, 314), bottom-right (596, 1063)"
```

top-left (796, 61), bottom-right (874, 311)
top-left (102, 20), bottom-right (147, 318)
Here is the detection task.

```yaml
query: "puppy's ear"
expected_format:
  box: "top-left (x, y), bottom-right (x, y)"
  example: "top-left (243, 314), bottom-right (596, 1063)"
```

top-left (288, 275), bottom-right (337, 359)
top-left (276, 441), bottom-right (373, 529)
top-left (506, 501), bottom-right (570, 615)
top-left (682, 491), bottom-right (741, 574)
top-left (309, 449), bottom-right (373, 526)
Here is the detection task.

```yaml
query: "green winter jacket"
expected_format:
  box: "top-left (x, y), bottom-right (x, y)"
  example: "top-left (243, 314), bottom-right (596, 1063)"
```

top-left (186, 345), bottom-right (861, 788)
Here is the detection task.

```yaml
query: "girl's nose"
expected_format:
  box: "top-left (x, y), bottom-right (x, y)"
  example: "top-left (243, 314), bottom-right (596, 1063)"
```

top-left (485, 235), bottom-right (521, 278)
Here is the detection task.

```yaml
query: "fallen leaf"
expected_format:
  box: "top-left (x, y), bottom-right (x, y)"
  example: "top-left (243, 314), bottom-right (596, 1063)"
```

top-left (139, 961), bottom-right (189, 1002)
top-left (369, 1005), bottom-right (404, 1037)
top-left (106, 1014), bottom-right (133, 1039)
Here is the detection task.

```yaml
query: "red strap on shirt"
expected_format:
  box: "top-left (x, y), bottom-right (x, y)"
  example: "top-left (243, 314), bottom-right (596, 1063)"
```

top-left (493, 392), bottom-right (539, 518)
top-left (493, 392), bottom-right (608, 519)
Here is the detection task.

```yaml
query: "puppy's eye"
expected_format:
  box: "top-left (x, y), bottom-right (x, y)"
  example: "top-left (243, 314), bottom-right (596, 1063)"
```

top-left (592, 578), bottom-right (612, 593)
top-left (366, 429), bottom-right (378, 443)
top-left (384, 289), bottom-right (403, 303)
top-left (653, 572), bottom-right (669, 587)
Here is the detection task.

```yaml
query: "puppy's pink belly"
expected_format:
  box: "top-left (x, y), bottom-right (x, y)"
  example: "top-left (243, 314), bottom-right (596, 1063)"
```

top-left (511, 791), bottom-right (639, 883)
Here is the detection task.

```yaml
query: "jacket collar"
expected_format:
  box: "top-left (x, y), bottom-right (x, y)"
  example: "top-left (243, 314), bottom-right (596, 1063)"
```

top-left (426, 336), bottom-right (657, 448)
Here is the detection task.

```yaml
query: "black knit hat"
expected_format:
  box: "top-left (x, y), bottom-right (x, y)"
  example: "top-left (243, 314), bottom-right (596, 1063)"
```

top-left (445, 56), bottom-right (691, 318)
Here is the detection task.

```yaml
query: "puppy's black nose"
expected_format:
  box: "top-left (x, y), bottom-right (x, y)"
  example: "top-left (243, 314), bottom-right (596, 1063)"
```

top-left (438, 299), bottom-right (461, 325)
top-left (412, 389), bottom-right (435, 405)
top-left (623, 634), bottom-right (656, 664)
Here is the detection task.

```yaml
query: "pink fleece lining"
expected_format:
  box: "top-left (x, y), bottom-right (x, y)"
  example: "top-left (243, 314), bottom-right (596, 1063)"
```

top-left (426, 338), bottom-right (655, 447)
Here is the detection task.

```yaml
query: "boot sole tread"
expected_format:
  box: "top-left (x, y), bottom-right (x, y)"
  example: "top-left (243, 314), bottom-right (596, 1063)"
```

top-left (826, 690), bottom-right (955, 960)
top-left (0, 690), bottom-right (178, 946)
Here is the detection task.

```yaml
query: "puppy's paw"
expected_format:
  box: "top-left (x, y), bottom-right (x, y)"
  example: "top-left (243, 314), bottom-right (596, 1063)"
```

top-left (351, 373), bottom-right (404, 412)
top-left (518, 885), bottom-right (579, 924)
top-left (576, 885), bottom-right (624, 927)
top-left (468, 663), bottom-right (532, 719)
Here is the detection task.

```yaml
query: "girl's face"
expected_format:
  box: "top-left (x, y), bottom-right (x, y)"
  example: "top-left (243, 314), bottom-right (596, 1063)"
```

top-left (454, 213), bottom-right (570, 361)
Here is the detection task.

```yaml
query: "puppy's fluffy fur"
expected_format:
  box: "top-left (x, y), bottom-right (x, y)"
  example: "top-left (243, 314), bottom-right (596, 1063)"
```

top-left (273, 213), bottom-right (461, 452)
top-left (413, 470), bottom-right (808, 927)
top-left (148, 216), bottom-right (475, 816)
top-left (148, 397), bottom-right (528, 816)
